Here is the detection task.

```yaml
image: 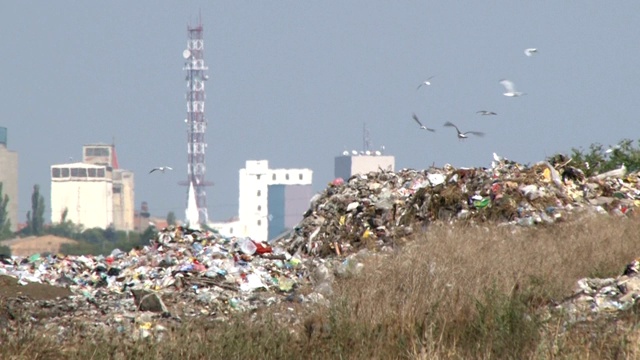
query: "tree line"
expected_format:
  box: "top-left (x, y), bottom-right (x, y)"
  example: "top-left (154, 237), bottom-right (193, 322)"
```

top-left (0, 184), bottom-right (169, 256)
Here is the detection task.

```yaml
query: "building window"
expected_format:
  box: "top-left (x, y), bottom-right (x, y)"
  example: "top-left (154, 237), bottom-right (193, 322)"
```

top-left (78, 168), bottom-right (87, 177)
top-left (257, 174), bottom-right (261, 180)
top-left (88, 168), bottom-right (97, 177)
top-left (51, 168), bottom-right (61, 178)
top-left (85, 147), bottom-right (109, 157)
top-left (285, 173), bottom-right (290, 180)
top-left (97, 169), bottom-right (105, 178)
top-left (257, 219), bottom-right (262, 226)
top-left (272, 174), bottom-right (276, 181)
top-left (258, 205), bottom-right (262, 211)
top-left (299, 173), bottom-right (303, 180)
top-left (257, 190), bottom-right (261, 196)
top-left (230, 227), bottom-right (233, 234)
top-left (61, 168), bottom-right (69, 177)
top-left (71, 168), bottom-right (80, 177)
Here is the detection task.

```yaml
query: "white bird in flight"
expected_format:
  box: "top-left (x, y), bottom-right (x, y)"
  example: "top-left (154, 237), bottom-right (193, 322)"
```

top-left (416, 76), bottom-right (435, 90)
top-left (149, 166), bottom-right (173, 174)
top-left (412, 113), bottom-right (435, 132)
top-left (476, 110), bottom-right (497, 116)
top-left (500, 79), bottom-right (525, 97)
top-left (524, 48), bottom-right (538, 57)
top-left (444, 121), bottom-right (484, 139)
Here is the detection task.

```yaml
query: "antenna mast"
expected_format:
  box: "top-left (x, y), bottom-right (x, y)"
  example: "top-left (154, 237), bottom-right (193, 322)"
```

top-left (182, 20), bottom-right (212, 225)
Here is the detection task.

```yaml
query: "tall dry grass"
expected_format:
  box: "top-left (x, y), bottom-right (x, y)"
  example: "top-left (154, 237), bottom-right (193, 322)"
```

top-left (2, 214), bottom-right (640, 359)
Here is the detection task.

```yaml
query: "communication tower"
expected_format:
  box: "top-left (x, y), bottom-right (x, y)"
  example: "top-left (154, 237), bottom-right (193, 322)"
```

top-left (182, 20), bottom-right (212, 225)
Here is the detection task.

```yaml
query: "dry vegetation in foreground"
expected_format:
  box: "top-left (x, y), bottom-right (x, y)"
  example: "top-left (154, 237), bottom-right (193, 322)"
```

top-left (3, 214), bottom-right (640, 359)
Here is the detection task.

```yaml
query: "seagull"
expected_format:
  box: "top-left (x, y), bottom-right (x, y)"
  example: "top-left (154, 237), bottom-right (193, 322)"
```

top-left (412, 113), bottom-right (436, 132)
top-left (500, 79), bottom-right (525, 97)
top-left (524, 48), bottom-right (538, 57)
top-left (444, 121), bottom-right (484, 139)
top-left (476, 110), bottom-right (497, 116)
top-left (416, 76), bottom-right (435, 90)
top-left (149, 166), bottom-right (173, 174)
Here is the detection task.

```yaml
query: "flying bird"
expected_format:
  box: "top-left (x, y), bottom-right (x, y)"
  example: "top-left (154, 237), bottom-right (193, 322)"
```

top-left (149, 166), bottom-right (173, 174)
top-left (443, 121), bottom-right (484, 139)
top-left (412, 113), bottom-right (436, 132)
top-left (524, 48), bottom-right (538, 57)
top-left (500, 79), bottom-right (525, 97)
top-left (476, 110), bottom-right (497, 116)
top-left (416, 76), bottom-right (435, 90)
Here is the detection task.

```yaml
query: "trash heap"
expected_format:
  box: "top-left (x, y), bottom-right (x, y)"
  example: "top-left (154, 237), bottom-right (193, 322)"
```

top-left (550, 258), bottom-right (640, 327)
top-left (279, 156), bottom-right (640, 257)
top-left (0, 227), bottom-right (336, 340)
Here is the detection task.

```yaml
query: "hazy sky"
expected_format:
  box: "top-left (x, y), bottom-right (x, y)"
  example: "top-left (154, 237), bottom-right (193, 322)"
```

top-left (1, 2), bottom-right (639, 223)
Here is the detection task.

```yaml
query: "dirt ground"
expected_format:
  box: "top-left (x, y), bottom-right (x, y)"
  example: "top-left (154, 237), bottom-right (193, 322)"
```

top-left (0, 275), bottom-right (72, 301)
top-left (2, 235), bottom-right (79, 257)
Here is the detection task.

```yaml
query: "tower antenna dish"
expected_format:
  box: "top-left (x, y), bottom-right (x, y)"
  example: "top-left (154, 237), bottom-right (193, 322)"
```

top-left (183, 49), bottom-right (192, 59)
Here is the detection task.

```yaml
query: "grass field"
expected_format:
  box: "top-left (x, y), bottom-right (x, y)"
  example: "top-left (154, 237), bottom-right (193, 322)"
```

top-left (3, 214), bottom-right (640, 359)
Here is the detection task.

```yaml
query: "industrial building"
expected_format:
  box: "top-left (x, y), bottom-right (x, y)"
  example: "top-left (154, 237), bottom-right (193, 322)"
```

top-left (334, 151), bottom-right (395, 180)
top-left (210, 160), bottom-right (313, 242)
top-left (50, 144), bottom-right (134, 231)
top-left (0, 127), bottom-right (19, 231)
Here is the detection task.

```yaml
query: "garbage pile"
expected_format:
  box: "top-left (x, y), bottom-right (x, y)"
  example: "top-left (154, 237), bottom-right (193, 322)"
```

top-left (279, 155), bottom-right (640, 257)
top-left (0, 227), bottom-right (339, 340)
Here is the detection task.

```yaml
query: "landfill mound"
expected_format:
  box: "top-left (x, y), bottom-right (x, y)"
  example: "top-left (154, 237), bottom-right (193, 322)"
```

top-left (279, 156), bottom-right (637, 257)
top-left (0, 155), bottom-right (639, 340)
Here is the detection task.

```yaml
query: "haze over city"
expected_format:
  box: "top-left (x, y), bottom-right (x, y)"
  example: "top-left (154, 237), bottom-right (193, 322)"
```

top-left (1, 2), bottom-right (639, 223)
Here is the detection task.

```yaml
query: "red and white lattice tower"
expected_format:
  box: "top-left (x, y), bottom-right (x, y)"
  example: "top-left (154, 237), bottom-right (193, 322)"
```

top-left (182, 21), bottom-right (212, 225)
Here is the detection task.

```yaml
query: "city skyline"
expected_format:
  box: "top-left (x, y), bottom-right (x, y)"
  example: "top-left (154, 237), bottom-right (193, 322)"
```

top-left (1, 2), bottom-right (639, 223)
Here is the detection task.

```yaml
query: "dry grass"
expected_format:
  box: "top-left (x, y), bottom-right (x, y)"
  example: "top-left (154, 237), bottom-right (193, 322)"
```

top-left (3, 214), bottom-right (640, 359)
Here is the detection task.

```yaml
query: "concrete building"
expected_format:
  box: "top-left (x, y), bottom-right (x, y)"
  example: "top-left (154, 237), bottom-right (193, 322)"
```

top-left (232, 160), bottom-right (313, 242)
top-left (50, 144), bottom-right (135, 231)
top-left (334, 152), bottom-right (395, 180)
top-left (82, 144), bottom-right (135, 231)
top-left (111, 169), bottom-right (135, 231)
top-left (0, 127), bottom-right (18, 231)
top-left (50, 162), bottom-right (113, 229)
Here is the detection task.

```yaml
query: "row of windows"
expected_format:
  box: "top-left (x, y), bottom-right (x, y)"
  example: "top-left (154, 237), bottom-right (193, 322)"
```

top-left (85, 148), bottom-right (110, 157)
top-left (52, 167), bottom-right (106, 178)
top-left (256, 173), bottom-right (305, 181)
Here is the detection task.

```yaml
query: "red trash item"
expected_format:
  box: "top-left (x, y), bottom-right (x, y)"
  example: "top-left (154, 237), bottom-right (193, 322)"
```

top-left (331, 178), bottom-right (345, 186)
top-left (253, 241), bottom-right (273, 255)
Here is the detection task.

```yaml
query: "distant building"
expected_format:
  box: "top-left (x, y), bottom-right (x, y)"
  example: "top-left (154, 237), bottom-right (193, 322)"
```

top-left (0, 127), bottom-right (18, 231)
top-left (209, 160), bottom-right (313, 242)
top-left (50, 162), bottom-right (113, 229)
top-left (50, 144), bottom-right (135, 231)
top-left (334, 152), bottom-right (395, 180)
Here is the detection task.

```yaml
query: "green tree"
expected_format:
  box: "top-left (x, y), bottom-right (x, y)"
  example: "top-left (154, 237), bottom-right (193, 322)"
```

top-left (0, 182), bottom-right (12, 240)
top-left (166, 211), bottom-right (176, 226)
top-left (25, 184), bottom-right (45, 236)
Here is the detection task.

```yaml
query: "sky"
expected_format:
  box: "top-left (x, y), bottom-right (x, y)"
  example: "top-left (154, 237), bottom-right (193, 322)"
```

top-left (1, 2), bottom-right (639, 224)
